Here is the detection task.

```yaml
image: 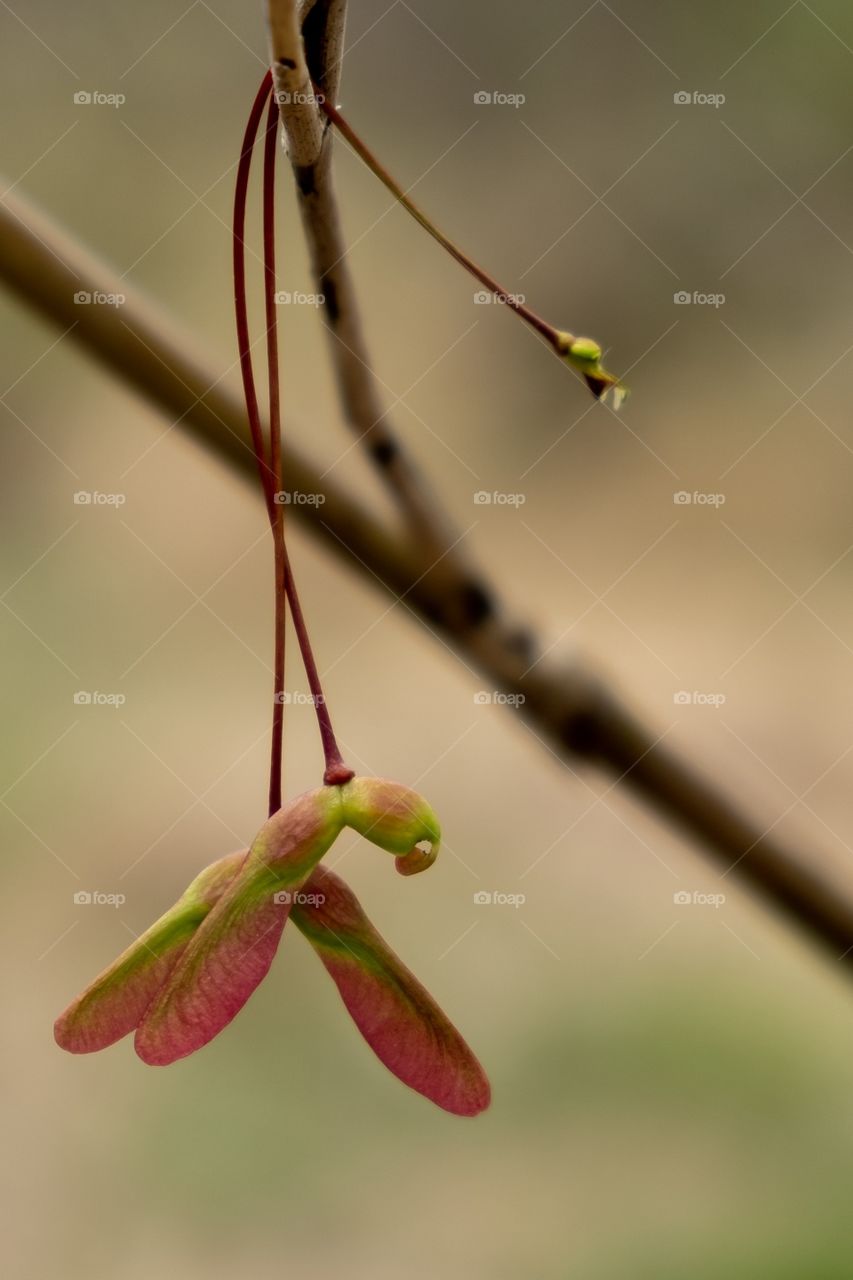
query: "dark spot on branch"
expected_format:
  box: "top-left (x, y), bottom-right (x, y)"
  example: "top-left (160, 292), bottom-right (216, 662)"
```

top-left (560, 709), bottom-right (601, 758)
top-left (420, 595), bottom-right (445, 627)
top-left (295, 165), bottom-right (316, 197)
top-left (459, 582), bottom-right (494, 628)
top-left (320, 275), bottom-right (339, 323)
top-left (278, 57), bottom-right (297, 70)
top-left (506, 627), bottom-right (536, 661)
top-left (371, 440), bottom-right (397, 468)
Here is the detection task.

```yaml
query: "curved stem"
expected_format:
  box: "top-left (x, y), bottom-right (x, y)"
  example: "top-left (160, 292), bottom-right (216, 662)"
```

top-left (281, 543), bottom-right (353, 786)
top-left (237, 76), bottom-right (353, 793)
top-left (315, 90), bottom-right (624, 403)
top-left (263, 96), bottom-right (287, 815)
top-left (316, 92), bottom-right (562, 350)
top-left (234, 70), bottom-right (277, 518)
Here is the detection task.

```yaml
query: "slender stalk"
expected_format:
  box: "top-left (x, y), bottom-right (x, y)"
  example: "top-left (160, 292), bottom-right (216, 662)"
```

top-left (320, 94), bottom-right (557, 346)
top-left (315, 91), bottom-right (624, 401)
top-left (263, 96), bottom-right (287, 815)
top-left (234, 69), bottom-right (277, 518)
top-left (236, 77), bottom-right (353, 792)
top-left (281, 542), bottom-right (353, 786)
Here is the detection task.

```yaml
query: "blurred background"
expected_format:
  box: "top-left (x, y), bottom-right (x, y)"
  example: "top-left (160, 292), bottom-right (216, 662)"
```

top-left (4, 0), bottom-right (853, 1275)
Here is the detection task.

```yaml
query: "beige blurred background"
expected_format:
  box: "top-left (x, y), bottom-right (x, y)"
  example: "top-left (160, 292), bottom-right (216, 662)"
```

top-left (4, 1), bottom-right (853, 1275)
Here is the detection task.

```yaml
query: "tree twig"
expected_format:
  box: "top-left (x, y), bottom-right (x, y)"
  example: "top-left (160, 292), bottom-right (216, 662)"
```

top-left (266, 0), bottom-right (458, 569)
top-left (4, 188), bottom-right (853, 980)
top-left (267, 0), bottom-right (325, 166)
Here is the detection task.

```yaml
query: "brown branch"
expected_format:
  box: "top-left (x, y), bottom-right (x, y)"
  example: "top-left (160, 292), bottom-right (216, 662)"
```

top-left (267, 0), bottom-right (325, 166)
top-left (266, 0), bottom-right (459, 570)
top-left (3, 187), bottom-right (853, 980)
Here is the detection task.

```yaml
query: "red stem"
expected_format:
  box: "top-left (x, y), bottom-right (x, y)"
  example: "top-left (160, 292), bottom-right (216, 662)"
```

top-left (234, 69), bottom-right (277, 518)
top-left (280, 543), bottom-right (353, 786)
top-left (234, 74), bottom-right (354, 800)
top-left (263, 96), bottom-right (286, 815)
top-left (316, 90), bottom-right (563, 350)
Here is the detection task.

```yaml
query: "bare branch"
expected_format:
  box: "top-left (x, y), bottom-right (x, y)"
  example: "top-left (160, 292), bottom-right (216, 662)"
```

top-left (3, 188), bottom-right (853, 979)
top-left (266, 0), bottom-right (457, 568)
top-left (266, 0), bottom-right (325, 166)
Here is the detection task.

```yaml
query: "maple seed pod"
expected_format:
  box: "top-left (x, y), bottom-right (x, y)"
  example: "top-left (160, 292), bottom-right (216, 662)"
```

top-left (340, 777), bottom-right (440, 874)
top-left (133, 788), bottom-right (348, 1066)
top-left (292, 864), bottom-right (491, 1116)
top-left (54, 851), bottom-right (245, 1054)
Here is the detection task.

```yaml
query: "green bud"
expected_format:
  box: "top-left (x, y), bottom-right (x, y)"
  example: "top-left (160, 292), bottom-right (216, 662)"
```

top-left (568, 336), bottom-right (602, 364)
top-left (340, 777), bottom-right (440, 871)
top-left (553, 329), bottom-right (626, 409)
